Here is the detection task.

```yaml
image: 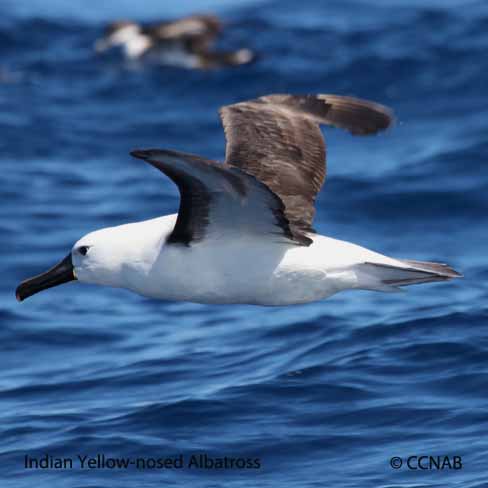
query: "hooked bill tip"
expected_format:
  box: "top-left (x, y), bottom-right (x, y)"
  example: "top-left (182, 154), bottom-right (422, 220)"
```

top-left (14, 253), bottom-right (75, 303)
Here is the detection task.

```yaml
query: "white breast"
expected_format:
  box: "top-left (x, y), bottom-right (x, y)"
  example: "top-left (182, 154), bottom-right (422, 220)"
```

top-left (115, 214), bottom-right (405, 306)
top-left (124, 36), bottom-right (152, 58)
top-left (125, 218), bottom-right (356, 305)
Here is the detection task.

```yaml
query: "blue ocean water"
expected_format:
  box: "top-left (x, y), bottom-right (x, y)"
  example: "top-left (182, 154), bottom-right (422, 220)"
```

top-left (1, 0), bottom-right (487, 486)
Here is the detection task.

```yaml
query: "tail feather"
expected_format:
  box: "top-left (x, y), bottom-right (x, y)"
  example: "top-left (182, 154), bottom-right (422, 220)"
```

top-left (401, 260), bottom-right (462, 279)
top-left (359, 259), bottom-right (462, 290)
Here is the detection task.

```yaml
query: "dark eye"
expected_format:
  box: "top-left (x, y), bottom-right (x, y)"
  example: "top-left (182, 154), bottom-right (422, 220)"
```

top-left (78, 246), bottom-right (90, 256)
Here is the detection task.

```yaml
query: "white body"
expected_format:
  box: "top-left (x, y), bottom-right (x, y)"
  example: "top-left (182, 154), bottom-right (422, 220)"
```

top-left (119, 35), bottom-right (201, 68)
top-left (95, 25), bottom-right (152, 58)
top-left (123, 35), bottom-right (152, 58)
top-left (74, 214), bottom-right (406, 306)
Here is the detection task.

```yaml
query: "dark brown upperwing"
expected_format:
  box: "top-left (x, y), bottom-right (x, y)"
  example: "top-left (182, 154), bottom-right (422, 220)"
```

top-left (220, 94), bottom-right (394, 243)
top-left (146, 14), bottom-right (222, 49)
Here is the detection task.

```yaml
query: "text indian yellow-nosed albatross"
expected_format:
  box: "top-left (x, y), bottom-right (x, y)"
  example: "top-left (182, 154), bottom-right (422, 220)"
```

top-left (16, 94), bottom-right (461, 305)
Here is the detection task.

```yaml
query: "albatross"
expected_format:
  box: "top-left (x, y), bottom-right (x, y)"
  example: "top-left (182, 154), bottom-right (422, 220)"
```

top-left (16, 94), bottom-right (461, 305)
top-left (94, 15), bottom-right (255, 69)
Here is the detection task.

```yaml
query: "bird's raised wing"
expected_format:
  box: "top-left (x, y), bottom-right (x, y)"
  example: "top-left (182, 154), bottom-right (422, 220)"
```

top-left (220, 94), bottom-right (394, 242)
top-left (130, 149), bottom-right (297, 245)
top-left (132, 94), bottom-right (393, 247)
top-left (146, 15), bottom-right (222, 50)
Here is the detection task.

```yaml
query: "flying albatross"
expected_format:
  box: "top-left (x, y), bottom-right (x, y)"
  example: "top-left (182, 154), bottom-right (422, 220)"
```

top-left (16, 94), bottom-right (461, 305)
top-left (94, 14), bottom-right (255, 69)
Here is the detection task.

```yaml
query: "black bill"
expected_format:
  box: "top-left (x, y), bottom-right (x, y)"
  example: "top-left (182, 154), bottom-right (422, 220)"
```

top-left (16, 253), bottom-right (76, 302)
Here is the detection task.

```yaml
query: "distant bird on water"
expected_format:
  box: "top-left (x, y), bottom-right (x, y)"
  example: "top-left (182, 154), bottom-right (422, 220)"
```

top-left (94, 14), bottom-right (255, 69)
top-left (16, 94), bottom-right (461, 305)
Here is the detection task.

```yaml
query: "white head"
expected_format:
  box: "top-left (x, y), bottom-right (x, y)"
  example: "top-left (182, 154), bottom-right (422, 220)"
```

top-left (71, 226), bottom-right (133, 288)
top-left (95, 21), bottom-right (148, 55)
top-left (16, 221), bottom-right (164, 301)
